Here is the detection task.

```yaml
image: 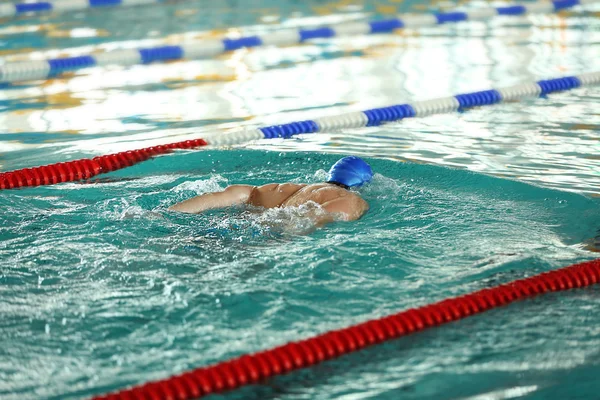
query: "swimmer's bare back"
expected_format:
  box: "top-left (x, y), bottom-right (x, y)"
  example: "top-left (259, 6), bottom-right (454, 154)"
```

top-left (168, 183), bottom-right (369, 223)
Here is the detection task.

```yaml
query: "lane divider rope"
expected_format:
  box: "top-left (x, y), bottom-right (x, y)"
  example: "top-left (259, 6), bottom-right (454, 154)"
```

top-left (0, 139), bottom-right (207, 190)
top-left (92, 258), bottom-right (600, 399)
top-left (1, 72), bottom-right (598, 191)
top-left (1, 0), bottom-right (597, 83)
top-left (0, 0), bottom-right (161, 20)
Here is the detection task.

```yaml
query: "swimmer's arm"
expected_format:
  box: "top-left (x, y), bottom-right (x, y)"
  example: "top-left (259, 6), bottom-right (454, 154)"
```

top-left (168, 185), bottom-right (254, 214)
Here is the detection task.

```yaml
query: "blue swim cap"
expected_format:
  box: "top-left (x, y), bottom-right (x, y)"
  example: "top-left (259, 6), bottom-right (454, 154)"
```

top-left (327, 156), bottom-right (373, 188)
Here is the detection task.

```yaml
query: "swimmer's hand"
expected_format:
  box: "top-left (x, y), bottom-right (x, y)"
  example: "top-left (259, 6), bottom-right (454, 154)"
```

top-left (169, 185), bottom-right (254, 214)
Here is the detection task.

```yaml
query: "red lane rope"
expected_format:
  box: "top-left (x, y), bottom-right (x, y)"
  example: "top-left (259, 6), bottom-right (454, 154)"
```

top-left (93, 258), bottom-right (600, 400)
top-left (0, 139), bottom-right (208, 190)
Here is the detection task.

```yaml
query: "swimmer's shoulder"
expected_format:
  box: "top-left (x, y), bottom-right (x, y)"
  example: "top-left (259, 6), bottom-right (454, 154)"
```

top-left (251, 182), bottom-right (307, 208)
top-left (289, 183), bottom-right (368, 219)
top-left (304, 183), bottom-right (358, 198)
top-left (256, 182), bottom-right (307, 194)
top-left (321, 190), bottom-right (369, 221)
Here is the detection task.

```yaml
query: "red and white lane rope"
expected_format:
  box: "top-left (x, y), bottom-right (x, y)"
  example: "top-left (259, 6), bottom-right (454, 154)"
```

top-left (0, 139), bottom-right (208, 190)
top-left (92, 258), bottom-right (600, 400)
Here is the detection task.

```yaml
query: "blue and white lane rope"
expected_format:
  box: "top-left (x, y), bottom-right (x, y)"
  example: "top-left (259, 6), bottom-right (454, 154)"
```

top-left (200, 72), bottom-right (600, 146)
top-left (1, 0), bottom-right (598, 83)
top-left (0, 0), bottom-right (159, 19)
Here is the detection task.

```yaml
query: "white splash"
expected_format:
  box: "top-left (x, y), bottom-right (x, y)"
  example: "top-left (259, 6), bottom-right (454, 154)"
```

top-left (173, 174), bottom-right (229, 194)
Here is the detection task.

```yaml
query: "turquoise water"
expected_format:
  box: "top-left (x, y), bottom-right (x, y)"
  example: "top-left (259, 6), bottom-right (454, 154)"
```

top-left (1, 0), bottom-right (600, 398)
top-left (1, 150), bottom-right (600, 399)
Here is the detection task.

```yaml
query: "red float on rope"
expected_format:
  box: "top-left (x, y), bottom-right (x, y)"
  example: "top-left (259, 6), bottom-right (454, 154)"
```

top-left (92, 258), bottom-right (600, 400)
top-left (0, 139), bottom-right (208, 190)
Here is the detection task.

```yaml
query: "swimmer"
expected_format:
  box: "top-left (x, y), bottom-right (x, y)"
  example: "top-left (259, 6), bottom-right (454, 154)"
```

top-left (169, 156), bottom-right (372, 224)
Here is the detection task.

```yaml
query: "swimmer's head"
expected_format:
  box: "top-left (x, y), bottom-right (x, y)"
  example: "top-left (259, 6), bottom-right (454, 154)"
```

top-left (326, 156), bottom-right (373, 189)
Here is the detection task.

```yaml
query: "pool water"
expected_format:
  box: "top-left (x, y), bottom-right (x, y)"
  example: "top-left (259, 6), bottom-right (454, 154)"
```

top-left (1, 0), bottom-right (600, 399)
top-left (1, 150), bottom-right (600, 399)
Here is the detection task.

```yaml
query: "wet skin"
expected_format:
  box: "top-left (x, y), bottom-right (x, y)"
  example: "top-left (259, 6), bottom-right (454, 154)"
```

top-left (169, 182), bottom-right (369, 223)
